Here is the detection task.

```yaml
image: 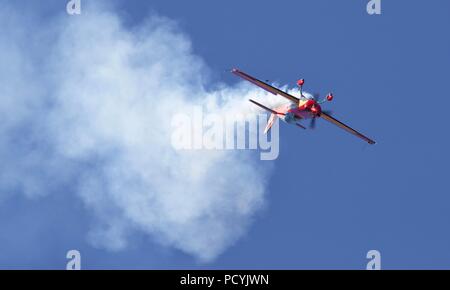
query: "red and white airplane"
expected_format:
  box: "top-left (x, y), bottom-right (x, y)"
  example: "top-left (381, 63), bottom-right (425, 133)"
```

top-left (232, 68), bottom-right (376, 145)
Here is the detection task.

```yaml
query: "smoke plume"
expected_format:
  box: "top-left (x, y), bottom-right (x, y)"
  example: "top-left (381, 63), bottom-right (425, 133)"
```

top-left (0, 3), bottom-right (302, 262)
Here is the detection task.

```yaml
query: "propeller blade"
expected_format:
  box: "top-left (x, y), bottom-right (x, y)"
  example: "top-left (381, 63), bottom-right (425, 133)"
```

top-left (322, 110), bottom-right (333, 116)
top-left (310, 117), bottom-right (316, 129)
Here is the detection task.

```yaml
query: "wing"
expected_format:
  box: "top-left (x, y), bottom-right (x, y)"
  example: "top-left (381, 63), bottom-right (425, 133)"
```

top-left (232, 68), bottom-right (300, 103)
top-left (320, 112), bottom-right (376, 145)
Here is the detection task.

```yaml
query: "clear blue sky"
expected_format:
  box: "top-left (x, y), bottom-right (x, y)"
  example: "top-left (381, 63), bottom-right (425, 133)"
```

top-left (1, 0), bottom-right (450, 269)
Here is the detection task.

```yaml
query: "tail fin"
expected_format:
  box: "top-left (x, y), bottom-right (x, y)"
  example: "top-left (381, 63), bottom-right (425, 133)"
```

top-left (248, 99), bottom-right (282, 134)
top-left (264, 113), bottom-right (278, 134)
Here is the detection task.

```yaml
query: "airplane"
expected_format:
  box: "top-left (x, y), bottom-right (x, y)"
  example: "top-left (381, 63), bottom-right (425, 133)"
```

top-left (231, 68), bottom-right (376, 145)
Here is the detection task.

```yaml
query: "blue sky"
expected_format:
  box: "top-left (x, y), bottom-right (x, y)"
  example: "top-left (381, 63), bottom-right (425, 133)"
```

top-left (1, 0), bottom-right (450, 269)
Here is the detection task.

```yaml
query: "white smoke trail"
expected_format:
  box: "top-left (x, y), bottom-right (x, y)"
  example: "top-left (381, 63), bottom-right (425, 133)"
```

top-left (0, 4), bottom-right (304, 262)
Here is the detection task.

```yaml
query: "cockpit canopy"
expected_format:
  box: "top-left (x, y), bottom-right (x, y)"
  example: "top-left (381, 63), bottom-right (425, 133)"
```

top-left (301, 92), bottom-right (315, 100)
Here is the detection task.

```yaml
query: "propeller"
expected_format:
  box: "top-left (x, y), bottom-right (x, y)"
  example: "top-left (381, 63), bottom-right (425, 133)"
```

top-left (309, 117), bottom-right (316, 129)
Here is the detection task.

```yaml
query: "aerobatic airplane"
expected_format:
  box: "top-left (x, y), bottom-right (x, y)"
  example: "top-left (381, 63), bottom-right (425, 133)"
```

top-left (231, 68), bottom-right (376, 145)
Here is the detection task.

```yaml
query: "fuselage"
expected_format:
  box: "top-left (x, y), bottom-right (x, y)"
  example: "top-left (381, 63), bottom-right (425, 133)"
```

top-left (277, 97), bottom-right (321, 124)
